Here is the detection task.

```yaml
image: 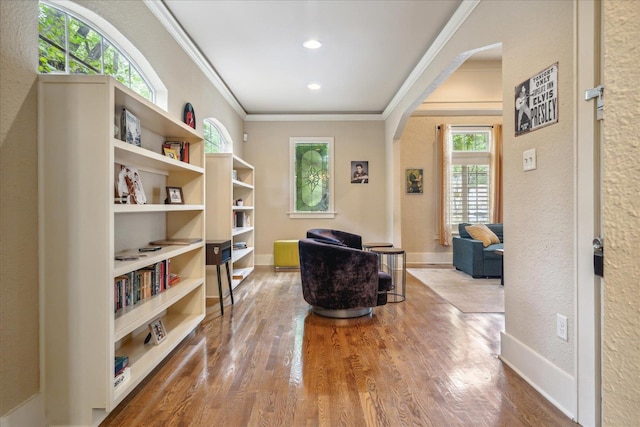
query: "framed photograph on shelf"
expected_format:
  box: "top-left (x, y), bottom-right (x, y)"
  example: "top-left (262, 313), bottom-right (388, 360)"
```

top-left (148, 319), bottom-right (167, 345)
top-left (166, 186), bottom-right (184, 204)
top-left (163, 147), bottom-right (179, 160)
top-left (115, 164), bottom-right (146, 204)
top-left (405, 168), bottom-right (423, 194)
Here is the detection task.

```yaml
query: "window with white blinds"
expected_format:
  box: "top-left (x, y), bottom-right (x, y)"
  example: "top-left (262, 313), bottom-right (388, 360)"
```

top-left (450, 128), bottom-right (491, 225)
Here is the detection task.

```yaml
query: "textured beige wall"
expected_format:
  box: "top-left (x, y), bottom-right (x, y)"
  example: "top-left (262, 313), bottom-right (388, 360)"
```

top-left (0, 0), bottom-right (40, 416)
top-left (500, 0), bottom-right (575, 374)
top-left (602, 0), bottom-right (640, 424)
top-left (243, 120), bottom-right (387, 260)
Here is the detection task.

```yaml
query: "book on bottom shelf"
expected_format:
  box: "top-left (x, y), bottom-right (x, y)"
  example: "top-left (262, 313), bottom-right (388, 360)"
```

top-left (114, 356), bottom-right (129, 376)
top-left (114, 367), bottom-right (131, 391)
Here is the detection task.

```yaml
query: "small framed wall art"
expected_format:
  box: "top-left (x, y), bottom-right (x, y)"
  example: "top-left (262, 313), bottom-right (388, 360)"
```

top-left (350, 161), bottom-right (369, 183)
top-left (405, 168), bottom-right (423, 194)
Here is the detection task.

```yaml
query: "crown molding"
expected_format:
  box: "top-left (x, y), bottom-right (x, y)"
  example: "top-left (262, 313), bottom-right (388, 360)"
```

top-left (144, 0), bottom-right (247, 119)
top-left (245, 114), bottom-right (384, 122)
top-left (382, 0), bottom-right (481, 120)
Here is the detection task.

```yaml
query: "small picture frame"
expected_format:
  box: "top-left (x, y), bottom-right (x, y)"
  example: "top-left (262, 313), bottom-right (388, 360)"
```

top-left (163, 147), bottom-right (179, 160)
top-left (166, 186), bottom-right (184, 204)
top-left (350, 161), bottom-right (369, 184)
top-left (406, 168), bottom-right (424, 194)
top-left (148, 318), bottom-right (167, 345)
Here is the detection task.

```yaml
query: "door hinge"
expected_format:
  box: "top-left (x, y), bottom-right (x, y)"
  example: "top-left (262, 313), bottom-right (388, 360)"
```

top-left (585, 85), bottom-right (604, 120)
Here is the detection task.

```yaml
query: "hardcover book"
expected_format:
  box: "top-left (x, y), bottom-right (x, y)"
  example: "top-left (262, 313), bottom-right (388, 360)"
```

top-left (114, 367), bottom-right (131, 391)
top-left (121, 108), bottom-right (141, 146)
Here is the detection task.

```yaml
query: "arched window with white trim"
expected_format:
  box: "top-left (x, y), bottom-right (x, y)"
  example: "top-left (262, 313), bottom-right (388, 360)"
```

top-left (203, 118), bottom-right (232, 153)
top-left (38, 1), bottom-right (166, 107)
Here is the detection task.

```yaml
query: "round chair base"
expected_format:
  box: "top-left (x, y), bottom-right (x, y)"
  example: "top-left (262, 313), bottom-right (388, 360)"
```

top-left (312, 306), bottom-right (373, 318)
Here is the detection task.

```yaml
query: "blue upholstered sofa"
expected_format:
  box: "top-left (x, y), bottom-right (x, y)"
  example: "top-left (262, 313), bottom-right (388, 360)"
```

top-left (452, 223), bottom-right (503, 278)
top-left (298, 234), bottom-right (392, 318)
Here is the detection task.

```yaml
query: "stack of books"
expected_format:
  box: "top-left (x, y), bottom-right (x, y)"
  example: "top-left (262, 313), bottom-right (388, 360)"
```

top-left (114, 356), bottom-right (130, 391)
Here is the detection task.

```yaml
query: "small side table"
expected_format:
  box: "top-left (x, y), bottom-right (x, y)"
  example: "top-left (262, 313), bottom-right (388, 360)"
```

top-left (363, 242), bottom-right (393, 251)
top-left (363, 242), bottom-right (393, 270)
top-left (371, 247), bottom-right (406, 303)
top-left (206, 240), bottom-right (234, 314)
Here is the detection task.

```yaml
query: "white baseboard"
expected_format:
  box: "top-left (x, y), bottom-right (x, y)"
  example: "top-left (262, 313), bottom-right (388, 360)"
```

top-left (0, 393), bottom-right (45, 427)
top-left (255, 254), bottom-right (272, 266)
top-left (500, 332), bottom-right (576, 421)
top-left (406, 252), bottom-right (452, 266)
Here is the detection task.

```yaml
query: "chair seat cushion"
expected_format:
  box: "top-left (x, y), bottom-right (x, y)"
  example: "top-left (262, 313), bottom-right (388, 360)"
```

top-left (483, 243), bottom-right (504, 260)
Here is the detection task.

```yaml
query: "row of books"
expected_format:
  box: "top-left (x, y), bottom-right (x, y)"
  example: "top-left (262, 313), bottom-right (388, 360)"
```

top-left (234, 211), bottom-right (251, 228)
top-left (162, 141), bottom-right (190, 163)
top-left (114, 260), bottom-right (180, 313)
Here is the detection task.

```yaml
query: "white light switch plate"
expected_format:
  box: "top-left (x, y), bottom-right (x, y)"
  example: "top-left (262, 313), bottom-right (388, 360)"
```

top-left (523, 148), bottom-right (537, 171)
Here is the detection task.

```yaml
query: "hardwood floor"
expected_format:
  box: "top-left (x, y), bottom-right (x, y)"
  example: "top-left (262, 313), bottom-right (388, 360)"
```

top-left (102, 266), bottom-right (576, 427)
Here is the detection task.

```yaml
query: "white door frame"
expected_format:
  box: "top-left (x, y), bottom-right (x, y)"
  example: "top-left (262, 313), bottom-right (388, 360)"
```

top-left (576, 1), bottom-right (602, 426)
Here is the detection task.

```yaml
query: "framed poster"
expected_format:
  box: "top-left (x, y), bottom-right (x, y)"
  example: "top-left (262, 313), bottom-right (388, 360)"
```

top-left (350, 161), bottom-right (369, 183)
top-left (515, 63), bottom-right (558, 136)
top-left (406, 168), bottom-right (423, 194)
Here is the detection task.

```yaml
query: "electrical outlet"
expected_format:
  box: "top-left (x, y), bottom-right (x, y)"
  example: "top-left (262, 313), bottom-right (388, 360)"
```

top-left (557, 314), bottom-right (568, 341)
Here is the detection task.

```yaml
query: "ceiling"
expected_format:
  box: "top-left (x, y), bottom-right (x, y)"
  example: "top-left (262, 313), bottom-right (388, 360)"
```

top-left (159, 0), bottom-right (499, 117)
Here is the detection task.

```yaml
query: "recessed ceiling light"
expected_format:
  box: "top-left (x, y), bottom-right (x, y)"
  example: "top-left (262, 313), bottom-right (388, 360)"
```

top-left (303, 39), bottom-right (322, 49)
top-left (307, 83), bottom-right (321, 90)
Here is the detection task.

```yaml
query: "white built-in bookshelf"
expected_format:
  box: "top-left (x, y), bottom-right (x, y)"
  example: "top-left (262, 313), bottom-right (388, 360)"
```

top-left (205, 153), bottom-right (255, 295)
top-left (38, 75), bottom-right (205, 426)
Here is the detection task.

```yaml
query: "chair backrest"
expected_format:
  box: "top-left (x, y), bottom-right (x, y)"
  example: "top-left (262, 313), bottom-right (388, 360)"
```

top-left (306, 228), bottom-right (362, 249)
top-left (298, 238), bottom-right (378, 309)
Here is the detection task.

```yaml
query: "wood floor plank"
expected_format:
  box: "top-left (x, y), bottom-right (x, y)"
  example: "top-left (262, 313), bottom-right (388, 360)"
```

top-left (101, 266), bottom-right (576, 427)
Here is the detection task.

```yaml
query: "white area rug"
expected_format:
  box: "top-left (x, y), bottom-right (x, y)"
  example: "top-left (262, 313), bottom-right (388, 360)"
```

top-left (407, 268), bottom-right (504, 313)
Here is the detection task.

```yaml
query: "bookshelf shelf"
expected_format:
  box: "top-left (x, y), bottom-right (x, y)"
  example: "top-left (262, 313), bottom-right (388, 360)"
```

top-left (39, 75), bottom-right (206, 426)
top-left (206, 153), bottom-right (255, 296)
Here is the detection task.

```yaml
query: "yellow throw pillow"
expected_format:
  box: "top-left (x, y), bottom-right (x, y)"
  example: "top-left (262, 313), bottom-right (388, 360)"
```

top-left (465, 223), bottom-right (500, 247)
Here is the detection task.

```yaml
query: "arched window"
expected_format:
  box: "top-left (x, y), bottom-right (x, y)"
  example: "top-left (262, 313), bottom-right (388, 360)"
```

top-left (203, 118), bottom-right (232, 153)
top-left (38, 1), bottom-right (157, 103)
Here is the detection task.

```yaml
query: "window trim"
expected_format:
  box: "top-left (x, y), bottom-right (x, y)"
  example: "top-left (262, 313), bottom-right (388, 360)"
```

top-left (448, 126), bottom-right (493, 228)
top-left (289, 137), bottom-right (335, 219)
top-left (203, 118), bottom-right (232, 153)
top-left (41, 0), bottom-right (167, 109)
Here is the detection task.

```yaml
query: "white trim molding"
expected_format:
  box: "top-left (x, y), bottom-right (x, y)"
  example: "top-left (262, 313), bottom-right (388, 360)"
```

top-left (245, 113), bottom-right (384, 122)
top-left (0, 393), bottom-right (45, 427)
top-left (51, 0), bottom-right (169, 110)
top-left (500, 332), bottom-right (577, 421)
top-left (382, 0), bottom-right (482, 119)
top-left (143, 0), bottom-right (246, 118)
